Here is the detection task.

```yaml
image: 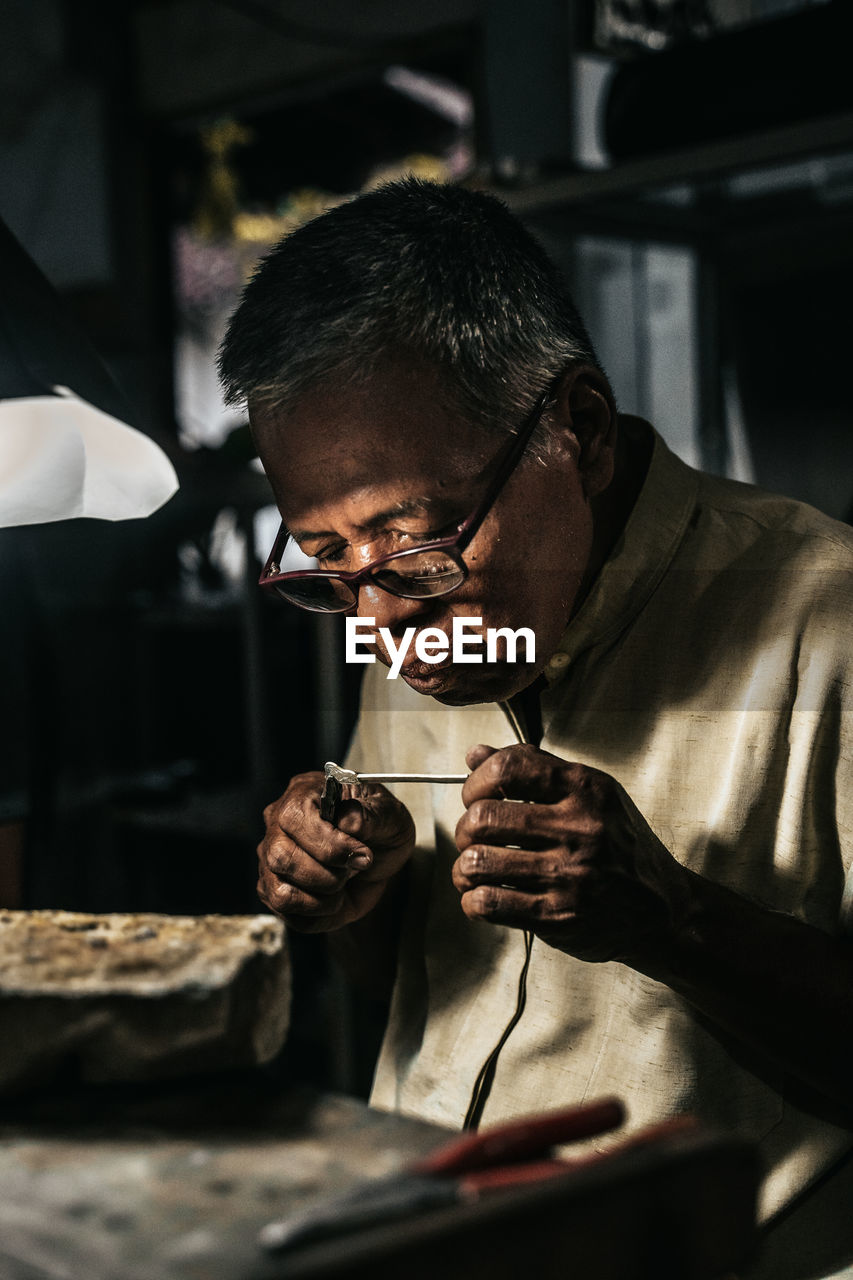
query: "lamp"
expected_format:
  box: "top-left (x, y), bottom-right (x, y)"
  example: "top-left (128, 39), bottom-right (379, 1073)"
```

top-left (0, 216), bottom-right (177, 528)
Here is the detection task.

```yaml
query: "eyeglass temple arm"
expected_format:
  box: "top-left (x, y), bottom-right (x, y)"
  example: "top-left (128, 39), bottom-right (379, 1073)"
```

top-left (454, 387), bottom-right (552, 554)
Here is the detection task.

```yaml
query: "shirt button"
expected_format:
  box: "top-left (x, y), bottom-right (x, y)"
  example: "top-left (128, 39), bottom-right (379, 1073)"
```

top-left (545, 651), bottom-right (571, 677)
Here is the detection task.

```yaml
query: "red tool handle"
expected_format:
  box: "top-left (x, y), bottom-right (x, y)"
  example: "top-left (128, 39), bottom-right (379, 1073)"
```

top-left (455, 1114), bottom-right (700, 1196)
top-left (413, 1097), bottom-right (625, 1177)
top-left (459, 1158), bottom-right (574, 1194)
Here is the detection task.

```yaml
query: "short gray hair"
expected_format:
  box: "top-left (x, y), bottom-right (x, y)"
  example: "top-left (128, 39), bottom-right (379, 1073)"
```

top-left (218, 179), bottom-right (606, 455)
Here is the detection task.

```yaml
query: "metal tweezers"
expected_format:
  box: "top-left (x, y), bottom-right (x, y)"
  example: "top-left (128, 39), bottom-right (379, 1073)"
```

top-left (320, 760), bottom-right (468, 823)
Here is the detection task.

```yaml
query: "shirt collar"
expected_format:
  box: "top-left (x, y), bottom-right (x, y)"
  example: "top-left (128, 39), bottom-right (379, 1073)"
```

top-left (543, 423), bottom-right (699, 684)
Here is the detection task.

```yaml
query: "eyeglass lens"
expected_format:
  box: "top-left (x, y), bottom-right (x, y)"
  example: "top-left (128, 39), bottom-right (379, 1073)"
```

top-left (274, 546), bottom-right (466, 612)
top-left (275, 576), bottom-right (358, 612)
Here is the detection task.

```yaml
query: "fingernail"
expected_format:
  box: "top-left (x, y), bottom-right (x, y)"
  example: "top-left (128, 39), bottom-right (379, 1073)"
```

top-left (347, 852), bottom-right (371, 870)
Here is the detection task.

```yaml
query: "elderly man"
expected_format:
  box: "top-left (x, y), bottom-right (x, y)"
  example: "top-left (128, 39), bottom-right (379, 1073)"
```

top-left (219, 180), bottom-right (853, 1277)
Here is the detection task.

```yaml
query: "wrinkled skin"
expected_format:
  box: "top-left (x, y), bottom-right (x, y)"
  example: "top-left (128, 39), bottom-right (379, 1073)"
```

top-left (257, 772), bottom-right (415, 933)
top-left (453, 743), bottom-right (688, 965)
top-left (255, 743), bottom-right (689, 963)
top-left (251, 359), bottom-right (617, 707)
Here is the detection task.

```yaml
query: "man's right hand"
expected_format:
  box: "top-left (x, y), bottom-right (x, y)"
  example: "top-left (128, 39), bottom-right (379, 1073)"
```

top-left (257, 771), bottom-right (416, 932)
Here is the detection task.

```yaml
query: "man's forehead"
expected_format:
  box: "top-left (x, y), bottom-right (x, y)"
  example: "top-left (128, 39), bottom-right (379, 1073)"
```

top-left (248, 360), bottom-right (487, 453)
top-left (286, 493), bottom-right (441, 542)
top-left (252, 390), bottom-right (494, 508)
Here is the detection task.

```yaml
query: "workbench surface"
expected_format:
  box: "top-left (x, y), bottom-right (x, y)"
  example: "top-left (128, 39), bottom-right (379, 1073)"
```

top-left (0, 1076), bottom-right (758, 1280)
top-left (0, 1080), bottom-right (446, 1280)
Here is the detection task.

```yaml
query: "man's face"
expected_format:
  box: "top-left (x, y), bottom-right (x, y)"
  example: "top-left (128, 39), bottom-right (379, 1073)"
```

top-left (252, 361), bottom-right (608, 705)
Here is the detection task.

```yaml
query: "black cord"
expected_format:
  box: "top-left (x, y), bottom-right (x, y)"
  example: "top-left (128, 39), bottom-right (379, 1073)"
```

top-left (463, 931), bottom-right (535, 1131)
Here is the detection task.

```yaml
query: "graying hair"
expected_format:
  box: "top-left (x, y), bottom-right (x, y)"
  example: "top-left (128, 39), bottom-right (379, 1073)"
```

top-left (218, 179), bottom-right (606, 460)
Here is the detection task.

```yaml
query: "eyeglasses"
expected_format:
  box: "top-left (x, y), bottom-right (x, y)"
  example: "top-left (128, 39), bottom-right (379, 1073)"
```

top-left (258, 384), bottom-right (553, 613)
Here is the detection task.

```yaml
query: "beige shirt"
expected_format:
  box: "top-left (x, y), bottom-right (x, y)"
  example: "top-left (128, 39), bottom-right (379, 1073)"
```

top-left (347, 429), bottom-right (853, 1255)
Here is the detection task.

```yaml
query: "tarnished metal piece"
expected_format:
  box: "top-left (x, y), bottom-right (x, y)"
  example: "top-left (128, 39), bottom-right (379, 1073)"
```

top-left (319, 772), bottom-right (343, 823)
top-left (324, 762), bottom-right (360, 786)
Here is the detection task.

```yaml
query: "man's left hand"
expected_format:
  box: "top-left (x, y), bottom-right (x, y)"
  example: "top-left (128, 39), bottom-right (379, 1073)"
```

top-left (453, 743), bottom-right (689, 966)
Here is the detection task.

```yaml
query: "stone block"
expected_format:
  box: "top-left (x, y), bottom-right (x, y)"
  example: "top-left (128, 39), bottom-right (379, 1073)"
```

top-left (0, 910), bottom-right (290, 1092)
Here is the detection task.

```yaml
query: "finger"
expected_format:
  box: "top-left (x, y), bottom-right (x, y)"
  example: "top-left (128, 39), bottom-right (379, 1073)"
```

top-left (455, 798), bottom-right (571, 853)
top-left (464, 744), bottom-right (592, 806)
top-left (336, 786), bottom-right (416, 855)
top-left (453, 845), bottom-right (582, 894)
top-left (261, 833), bottom-right (367, 893)
top-left (257, 872), bottom-right (347, 921)
top-left (460, 884), bottom-right (574, 928)
top-left (274, 801), bottom-right (373, 872)
top-left (465, 743), bottom-right (500, 771)
top-left (265, 772), bottom-right (375, 866)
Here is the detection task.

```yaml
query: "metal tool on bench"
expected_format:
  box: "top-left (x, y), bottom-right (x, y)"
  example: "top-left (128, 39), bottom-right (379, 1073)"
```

top-left (320, 760), bottom-right (468, 823)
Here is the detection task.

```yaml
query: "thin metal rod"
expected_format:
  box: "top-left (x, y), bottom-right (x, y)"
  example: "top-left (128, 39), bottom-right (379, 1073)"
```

top-left (324, 761), bottom-right (467, 787)
top-left (357, 772), bottom-right (468, 784)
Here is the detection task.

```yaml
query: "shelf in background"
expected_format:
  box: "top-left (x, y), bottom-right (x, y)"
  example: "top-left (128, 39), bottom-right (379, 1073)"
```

top-left (497, 110), bottom-right (853, 216)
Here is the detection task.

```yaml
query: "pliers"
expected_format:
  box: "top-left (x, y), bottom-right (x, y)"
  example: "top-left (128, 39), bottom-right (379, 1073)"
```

top-left (258, 1098), bottom-right (627, 1255)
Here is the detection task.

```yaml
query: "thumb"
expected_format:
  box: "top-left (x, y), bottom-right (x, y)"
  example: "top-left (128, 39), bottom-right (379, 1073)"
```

top-left (337, 787), bottom-right (415, 852)
top-left (466, 743), bottom-right (500, 771)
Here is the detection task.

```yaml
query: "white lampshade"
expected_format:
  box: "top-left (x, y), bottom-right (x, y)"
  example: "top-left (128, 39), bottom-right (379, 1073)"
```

top-left (0, 216), bottom-right (178, 529)
top-left (0, 386), bottom-right (178, 527)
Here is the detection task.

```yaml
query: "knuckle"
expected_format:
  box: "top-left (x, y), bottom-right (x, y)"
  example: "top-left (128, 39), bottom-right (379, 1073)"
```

top-left (463, 845), bottom-right (488, 874)
top-left (481, 751), bottom-right (505, 782)
top-left (278, 773), bottom-right (324, 819)
top-left (564, 761), bottom-right (590, 789)
top-left (476, 884), bottom-right (502, 913)
top-left (285, 801), bottom-right (309, 837)
top-left (486, 749), bottom-right (515, 788)
top-left (454, 814), bottom-right (472, 853)
top-left (257, 847), bottom-right (277, 878)
top-left (531, 893), bottom-right (553, 922)
top-left (268, 881), bottom-right (295, 914)
top-left (496, 743), bottom-right (536, 779)
top-left (465, 885), bottom-right (497, 917)
top-left (258, 876), bottom-right (289, 917)
top-left (267, 839), bottom-right (297, 878)
top-left (571, 762), bottom-right (610, 800)
top-left (539, 854), bottom-right (563, 882)
top-left (451, 859), bottom-right (471, 892)
top-left (468, 798), bottom-right (497, 832)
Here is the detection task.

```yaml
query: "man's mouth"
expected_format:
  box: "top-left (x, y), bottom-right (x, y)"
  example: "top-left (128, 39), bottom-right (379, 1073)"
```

top-left (371, 622), bottom-right (455, 682)
top-left (397, 660), bottom-right (454, 692)
top-left (367, 615), bottom-right (537, 696)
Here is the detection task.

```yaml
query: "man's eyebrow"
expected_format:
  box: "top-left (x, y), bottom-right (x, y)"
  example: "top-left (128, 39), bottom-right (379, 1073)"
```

top-left (288, 496), bottom-right (442, 544)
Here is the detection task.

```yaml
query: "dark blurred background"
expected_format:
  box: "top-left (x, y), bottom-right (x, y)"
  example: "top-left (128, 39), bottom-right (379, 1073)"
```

top-left (1, 0), bottom-right (851, 1094)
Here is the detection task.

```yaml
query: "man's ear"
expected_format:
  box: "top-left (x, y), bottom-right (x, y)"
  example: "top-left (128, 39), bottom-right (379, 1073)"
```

top-left (554, 366), bottom-right (616, 497)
